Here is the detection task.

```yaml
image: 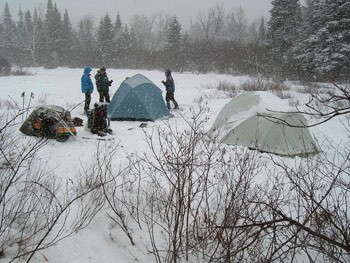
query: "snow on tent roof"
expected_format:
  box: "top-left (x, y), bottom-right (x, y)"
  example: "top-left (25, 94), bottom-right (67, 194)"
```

top-left (210, 92), bottom-right (320, 157)
top-left (108, 74), bottom-right (172, 122)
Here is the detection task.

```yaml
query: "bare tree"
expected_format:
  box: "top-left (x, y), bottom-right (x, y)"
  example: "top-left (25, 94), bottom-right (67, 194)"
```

top-left (150, 12), bottom-right (172, 50)
top-left (225, 6), bottom-right (249, 44)
top-left (130, 14), bottom-right (156, 50)
top-left (195, 4), bottom-right (225, 43)
top-left (76, 15), bottom-right (97, 66)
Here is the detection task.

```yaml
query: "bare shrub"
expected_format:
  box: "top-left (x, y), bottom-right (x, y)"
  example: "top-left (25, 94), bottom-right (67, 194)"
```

top-left (296, 82), bottom-right (331, 94)
top-left (296, 84), bottom-right (318, 94)
top-left (0, 103), bottom-right (105, 262)
top-left (129, 100), bottom-right (266, 263)
top-left (270, 82), bottom-right (292, 99)
top-left (241, 82), bottom-right (350, 261)
top-left (216, 81), bottom-right (237, 95)
top-left (130, 94), bottom-right (350, 262)
top-left (197, 147), bottom-right (266, 263)
top-left (10, 68), bottom-right (32, 76)
top-left (203, 81), bottom-right (237, 98)
top-left (97, 142), bottom-right (138, 246)
top-left (139, 101), bottom-right (214, 262)
top-left (241, 77), bottom-right (272, 91)
top-left (240, 77), bottom-right (292, 100)
top-left (0, 56), bottom-right (11, 76)
top-left (248, 147), bottom-right (350, 262)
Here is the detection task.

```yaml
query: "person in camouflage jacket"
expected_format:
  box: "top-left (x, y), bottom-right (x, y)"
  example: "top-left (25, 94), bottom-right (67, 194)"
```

top-left (95, 66), bottom-right (113, 103)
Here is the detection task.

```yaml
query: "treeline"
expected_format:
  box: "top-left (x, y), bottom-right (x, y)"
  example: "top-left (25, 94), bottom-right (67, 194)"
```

top-left (0, 0), bottom-right (349, 81)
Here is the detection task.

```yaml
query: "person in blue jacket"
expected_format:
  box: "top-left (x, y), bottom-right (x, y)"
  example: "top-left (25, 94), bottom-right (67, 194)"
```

top-left (161, 69), bottom-right (179, 109)
top-left (81, 67), bottom-right (94, 113)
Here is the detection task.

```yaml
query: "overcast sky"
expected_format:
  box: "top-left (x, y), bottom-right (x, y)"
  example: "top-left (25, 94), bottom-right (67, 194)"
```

top-left (2, 0), bottom-right (272, 28)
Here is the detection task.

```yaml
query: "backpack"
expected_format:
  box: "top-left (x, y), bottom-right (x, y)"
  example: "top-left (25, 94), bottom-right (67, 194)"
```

top-left (88, 103), bottom-right (112, 135)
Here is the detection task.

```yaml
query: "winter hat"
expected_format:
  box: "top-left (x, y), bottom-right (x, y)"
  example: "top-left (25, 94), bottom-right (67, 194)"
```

top-left (100, 66), bottom-right (106, 71)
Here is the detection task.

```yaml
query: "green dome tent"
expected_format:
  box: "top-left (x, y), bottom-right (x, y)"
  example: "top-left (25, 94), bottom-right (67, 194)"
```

top-left (209, 92), bottom-right (320, 157)
top-left (108, 74), bottom-right (172, 121)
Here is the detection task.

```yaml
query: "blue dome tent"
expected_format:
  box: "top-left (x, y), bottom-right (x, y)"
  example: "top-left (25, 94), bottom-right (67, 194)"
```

top-left (108, 74), bottom-right (172, 121)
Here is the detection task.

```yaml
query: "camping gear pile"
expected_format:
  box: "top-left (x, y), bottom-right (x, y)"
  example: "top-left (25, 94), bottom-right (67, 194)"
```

top-left (20, 105), bottom-right (77, 142)
top-left (87, 102), bottom-right (112, 136)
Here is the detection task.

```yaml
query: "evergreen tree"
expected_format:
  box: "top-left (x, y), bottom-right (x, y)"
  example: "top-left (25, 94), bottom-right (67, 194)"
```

top-left (61, 9), bottom-right (76, 66)
top-left (0, 3), bottom-right (17, 60)
top-left (124, 26), bottom-right (139, 68)
top-left (301, 0), bottom-right (322, 35)
top-left (15, 7), bottom-right (27, 64)
top-left (113, 13), bottom-right (123, 67)
top-left (114, 13), bottom-right (122, 35)
top-left (24, 10), bottom-right (35, 65)
top-left (267, 0), bottom-right (301, 76)
top-left (165, 16), bottom-right (182, 51)
top-left (43, 0), bottom-right (63, 68)
top-left (165, 16), bottom-right (183, 70)
top-left (258, 17), bottom-right (267, 46)
top-left (119, 25), bottom-right (131, 50)
top-left (118, 25), bottom-right (134, 67)
top-left (312, 0), bottom-right (350, 79)
top-left (291, 0), bottom-right (323, 79)
top-left (96, 13), bottom-right (116, 66)
top-left (293, 0), bottom-right (350, 80)
top-left (76, 15), bottom-right (97, 67)
top-left (32, 9), bottom-right (45, 66)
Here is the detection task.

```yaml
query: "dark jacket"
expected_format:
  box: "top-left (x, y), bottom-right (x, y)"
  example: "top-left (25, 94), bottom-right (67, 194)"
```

top-left (95, 70), bottom-right (112, 93)
top-left (81, 67), bottom-right (94, 94)
top-left (162, 74), bottom-right (175, 93)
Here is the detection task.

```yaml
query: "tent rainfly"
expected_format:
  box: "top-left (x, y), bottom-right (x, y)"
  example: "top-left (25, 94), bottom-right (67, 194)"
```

top-left (210, 92), bottom-right (320, 157)
top-left (108, 74), bottom-right (172, 121)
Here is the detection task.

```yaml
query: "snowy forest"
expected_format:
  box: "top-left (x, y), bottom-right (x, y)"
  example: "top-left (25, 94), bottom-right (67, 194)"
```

top-left (0, 0), bottom-right (349, 82)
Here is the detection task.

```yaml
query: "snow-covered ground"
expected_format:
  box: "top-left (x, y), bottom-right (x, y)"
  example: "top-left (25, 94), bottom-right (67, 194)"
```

top-left (1, 67), bottom-right (347, 262)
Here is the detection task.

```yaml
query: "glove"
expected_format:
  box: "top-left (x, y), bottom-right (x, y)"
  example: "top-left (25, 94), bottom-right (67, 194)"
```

top-left (161, 80), bottom-right (165, 85)
top-left (109, 80), bottom-right (113, 86)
